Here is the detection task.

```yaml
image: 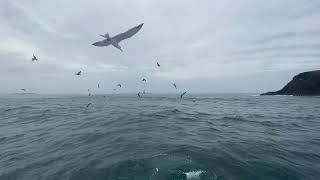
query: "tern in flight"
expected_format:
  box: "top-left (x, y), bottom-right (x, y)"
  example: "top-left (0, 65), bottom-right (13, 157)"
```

top-left (173, 83), bottom-right (177, 89)
top-left (92, 23), bottom-right (144, 52)
top-left (117, 84), bottom-right (122, 88)
top-left (157, 62), bottom-right (160, 67)
top-left (142, 78), bottom-right (147, 82)
top-left (137, 92), bottom-right (142, 98)
top-left (75, 71), bottom-right (82, 76)
top-left (32, 54), bottom-right (38, 62)
top-left (180, 92), bottom-right (187, 99)
top-left (20, 89), bottom-right (26, 92)
top-left (86, 103), bottom-right (92, 108)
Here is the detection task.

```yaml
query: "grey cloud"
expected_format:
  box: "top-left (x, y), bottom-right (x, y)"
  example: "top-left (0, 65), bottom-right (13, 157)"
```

top-left (1, 0), bottom-right (320, 94)
top-left (229, 44), bottom-right (320, 56)
top-left (251, 30), bottom-right (320, 45)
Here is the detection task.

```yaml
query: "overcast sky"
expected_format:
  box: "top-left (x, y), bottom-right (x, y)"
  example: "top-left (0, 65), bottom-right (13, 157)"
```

top-left (0, 0), bottom-right (320, 94)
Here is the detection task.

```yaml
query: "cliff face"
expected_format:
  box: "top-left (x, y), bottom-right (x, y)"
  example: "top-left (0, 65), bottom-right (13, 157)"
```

top-left (261, 70), bottom-right (320, 96)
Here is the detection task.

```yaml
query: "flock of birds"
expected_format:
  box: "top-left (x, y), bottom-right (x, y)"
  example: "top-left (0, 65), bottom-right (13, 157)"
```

top-left (21, 23), bottom-right (187, 108)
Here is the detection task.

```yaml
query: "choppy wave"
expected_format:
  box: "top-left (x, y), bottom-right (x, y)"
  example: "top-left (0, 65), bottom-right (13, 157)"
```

top-left (0, 94), bottom-right (319, 180)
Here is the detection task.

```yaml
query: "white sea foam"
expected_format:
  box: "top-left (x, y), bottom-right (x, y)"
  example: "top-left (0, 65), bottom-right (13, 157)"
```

top-left (185, 170), bottom-right (203, 179)
top-left (250, 94), bottom-right (260, 97)
top-left (274, 95), bottom-right (293, 96)
top-left (151, 153), bottom-right (167, 158)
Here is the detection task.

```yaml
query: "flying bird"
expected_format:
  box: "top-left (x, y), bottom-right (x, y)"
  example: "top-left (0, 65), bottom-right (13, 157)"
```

top-left (142, 78), bottom-right (147, 82)
top-left (20, 89), bottom-right (26, 92)
top-left (32, 54), bottom-right (38, 62)
top-left (137, 92), bottom-right (142, 98)
top-left (173, 83), bottom-right (177, 89)
top-left (117, 84), bottom-right (122, 88)
top-left (180, 92), bottom-right (187, 99)
top-left (86, 103), bottom-right (92, 108)
top-left (157, 62), bottom-right (160, 67)
top-left (98, 83), bottom-right (100, 88)
top-left (75, 71), bottom-right (82, 76)
top-left (92, 23), bottom-right (144, 52)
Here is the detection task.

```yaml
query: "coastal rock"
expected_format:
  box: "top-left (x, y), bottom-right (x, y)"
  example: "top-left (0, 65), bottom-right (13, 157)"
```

top-left (261, 70), bottom-right (320, 96)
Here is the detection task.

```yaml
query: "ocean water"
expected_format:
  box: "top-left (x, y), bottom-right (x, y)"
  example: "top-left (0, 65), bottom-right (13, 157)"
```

top-left (0, 94), bottom-right (319, 180)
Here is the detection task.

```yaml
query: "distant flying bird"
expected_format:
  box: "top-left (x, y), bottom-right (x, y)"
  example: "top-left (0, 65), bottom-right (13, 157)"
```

top-left (98, 83), bottom-right (100, 88)
top-left (142, 78), bottom-right (147, 82)
top-left (20, 89), bottom-right (26, 92)
top-left (173, 83), bottom-right (177, 89)
top-left (117, 84), bottom-right (122, 88)
top-left (137, 92), bottom-right (142, 98)
top-left (32, 54), bottom-right (38, 62)
top-left (180, 91), bottom-right (187, 99)
top-left (92, 23), bottom-right (144, 52)
top-left (157, 62), bottom-right (160, 67)
top-left (86, 103), bottom-right (92, 108)
top-left (75, 71), bottom-right (82, 76)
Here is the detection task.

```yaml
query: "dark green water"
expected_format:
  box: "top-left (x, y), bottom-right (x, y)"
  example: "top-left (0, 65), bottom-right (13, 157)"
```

top-left (0, 94), bottom-right (319, 180)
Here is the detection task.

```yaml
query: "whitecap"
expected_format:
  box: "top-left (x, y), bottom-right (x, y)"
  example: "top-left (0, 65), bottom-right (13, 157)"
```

top-left (185, 170), bottom-right (204, 179)
top-left (151, 153), bottom-right (167, 158)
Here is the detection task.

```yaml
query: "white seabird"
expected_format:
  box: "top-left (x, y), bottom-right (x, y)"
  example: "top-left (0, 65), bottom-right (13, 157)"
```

top-left (92, 23), bottom-right (144, 52)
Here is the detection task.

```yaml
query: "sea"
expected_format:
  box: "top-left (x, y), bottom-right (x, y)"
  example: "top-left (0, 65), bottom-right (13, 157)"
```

top-left (0, 94), bottom-right (319, 180)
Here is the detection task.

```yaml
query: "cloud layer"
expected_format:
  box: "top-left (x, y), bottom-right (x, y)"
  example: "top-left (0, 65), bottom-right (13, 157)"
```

top-left (0, 0), bottom-right (320, 94)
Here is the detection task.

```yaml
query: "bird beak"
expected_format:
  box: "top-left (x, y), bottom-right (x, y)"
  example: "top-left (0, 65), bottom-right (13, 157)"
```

top-left (92, 42), bottom-right (99, 46)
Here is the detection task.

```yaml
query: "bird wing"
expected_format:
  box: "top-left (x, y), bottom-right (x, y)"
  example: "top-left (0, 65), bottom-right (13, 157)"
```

top-left (92, 39), bottom-right (112, 47)
top-left (113, 24), bottom-right (143, 43)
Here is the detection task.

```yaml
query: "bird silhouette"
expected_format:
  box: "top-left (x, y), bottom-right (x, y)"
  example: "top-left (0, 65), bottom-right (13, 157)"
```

top-left (32, 54), bottom-right (38, 62)
top-left (173, 83), bottom-right (177, 89)
top-left (180, 92), bottom-right (187, 99)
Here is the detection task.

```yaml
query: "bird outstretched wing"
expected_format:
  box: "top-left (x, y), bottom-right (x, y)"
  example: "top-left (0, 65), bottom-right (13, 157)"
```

top-left (92, 39), bottom-right (112, 47)
top-left (113, 24), bottom-right (143, 43)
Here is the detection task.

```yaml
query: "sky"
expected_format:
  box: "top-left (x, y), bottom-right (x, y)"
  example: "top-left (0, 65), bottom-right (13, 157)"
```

top-left (0, 0), bottom-right (320, 94)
